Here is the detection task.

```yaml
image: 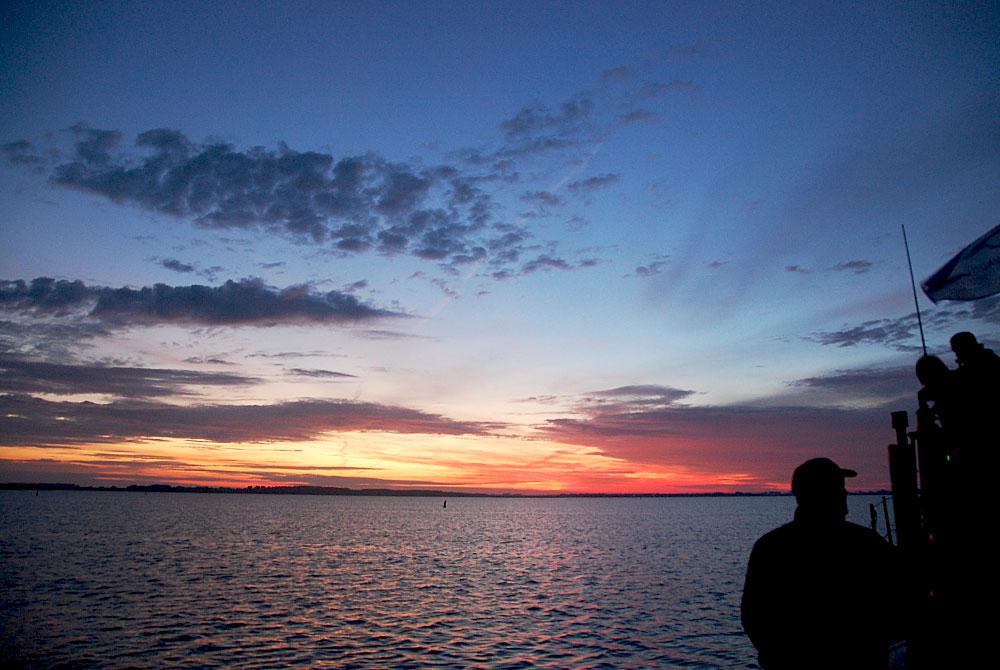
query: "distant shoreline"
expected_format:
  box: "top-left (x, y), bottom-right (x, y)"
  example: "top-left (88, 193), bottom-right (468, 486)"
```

top-left (0, 482), bottom-right (891, 498)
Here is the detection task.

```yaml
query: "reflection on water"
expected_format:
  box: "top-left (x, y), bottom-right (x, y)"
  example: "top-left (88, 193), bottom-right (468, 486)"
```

top-left (0, 492), bottom-right (880, 668)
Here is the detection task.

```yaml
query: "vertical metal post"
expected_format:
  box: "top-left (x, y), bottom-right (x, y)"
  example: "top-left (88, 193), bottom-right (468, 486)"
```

top-left (889, 411), bottom-right (920, 551)
top-left (881, 496), bottom-right (894, 545)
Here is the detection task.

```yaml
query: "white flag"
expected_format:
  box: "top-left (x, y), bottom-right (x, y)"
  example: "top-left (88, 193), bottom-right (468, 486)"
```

top-left (922, 223), bottom-right (1000, 303)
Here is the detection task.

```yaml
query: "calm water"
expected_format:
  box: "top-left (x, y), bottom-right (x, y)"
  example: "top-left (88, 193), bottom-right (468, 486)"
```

top-left (0, 492), bottom-right (887, 668)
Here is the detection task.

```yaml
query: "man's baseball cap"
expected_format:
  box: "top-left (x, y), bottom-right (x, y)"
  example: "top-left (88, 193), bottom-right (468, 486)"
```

top-left (791, 457), bottom-right (857, 499)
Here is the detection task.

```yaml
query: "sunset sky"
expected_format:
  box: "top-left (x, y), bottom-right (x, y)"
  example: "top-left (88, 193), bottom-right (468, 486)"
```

top-left (2, 1), bottom-right (998, 493)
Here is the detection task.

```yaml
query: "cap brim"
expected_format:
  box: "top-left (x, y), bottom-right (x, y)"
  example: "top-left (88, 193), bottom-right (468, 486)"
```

top-left (841, 468), bottom-right (858, 478)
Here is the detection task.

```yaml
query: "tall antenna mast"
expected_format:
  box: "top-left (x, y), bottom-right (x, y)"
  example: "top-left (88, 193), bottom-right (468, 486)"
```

top-left (902, 225), bottom-right (927, 356)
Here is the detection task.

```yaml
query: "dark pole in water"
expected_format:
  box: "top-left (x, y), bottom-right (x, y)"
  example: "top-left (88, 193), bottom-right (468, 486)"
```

top-left (902, 225), bottom-right (927, 356)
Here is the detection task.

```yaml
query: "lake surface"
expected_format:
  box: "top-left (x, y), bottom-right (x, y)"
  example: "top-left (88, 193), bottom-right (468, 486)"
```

top-left (0, 492), bottom-right (888, 668)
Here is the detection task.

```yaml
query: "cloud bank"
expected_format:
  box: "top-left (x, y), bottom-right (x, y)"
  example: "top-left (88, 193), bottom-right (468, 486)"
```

top-left (0, 354), bottom-right (257, 397)
top-left (0, 394), bottom-right (496, 448)
top-left (537, 371), bottom-right (919, 489)
top-left (1, 276), bottom-right (399, 328)
top-left (7, 125), bottom-right (540, 273)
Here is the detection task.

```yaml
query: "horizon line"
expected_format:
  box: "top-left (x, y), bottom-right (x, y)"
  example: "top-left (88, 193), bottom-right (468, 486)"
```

top-left (1, 481), bottom-right (893, 498)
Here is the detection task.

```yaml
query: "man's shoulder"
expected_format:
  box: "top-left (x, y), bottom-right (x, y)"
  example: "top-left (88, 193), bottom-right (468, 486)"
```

top-left (751, 521), bottom-right (800, 551)
top-left (840, 520), bottom-right (892, 548)
top-left (752, 520), bottom-right (889, 550)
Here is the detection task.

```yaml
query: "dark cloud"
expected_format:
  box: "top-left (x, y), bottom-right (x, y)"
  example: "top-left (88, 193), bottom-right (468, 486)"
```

top-left (430, 277), bottom-right (459, 299)
top-left (1, 276), bottom-right (399, 327)
top-left (789, 366), bottom-right (915, 406)
top-left (10, 126), bottom-right (532, 272)
top-left (499, 98), bottom-right (594, 139)
top-left (521, 255), bottom-right (571, 273)
top-left (67, 123), bottom-right (122, 165)
top-left (539, 378), bottom-right (902, 488)
top-left (810, 316), bottom-right (920, 349)
top-left (247, 350), bottom-right (331, 359)
top-left (521, 190), bottom-right (565, 208)
top-left (831, 260), bottom-right (872, 274)
top-left (1, 140), bottom-right (47, 170)
top-left (809, 297), bottom-right (1000, 349)
top-left (0, 354), bottom-right (256, 397)
top-left (519, 255), bottom-right (597, 276)
top-left (161, 258), bottom-right (196, 273)
top-left (0, 453), bottom-right (462, 489)
top-left (567, 173), bottom-right (620, 195)
top-left (786, 265), bottom-right (809, 274)
top-left (0, 318), bottom-right (114, 359)
top-left (542, 401), bottom-right (888, 486)
top-left (459, 94), bottom-right (600, 167)
top-left (0, 394), bottom-right (496, 448)
top-left (633, 259), bottom-right (669, 277)
top-left (0, 277), bottom-right (91, 315)
top-left (183, 356), bottom-right (234, 366)
top-left (287, 368), bottom-right (356, 379)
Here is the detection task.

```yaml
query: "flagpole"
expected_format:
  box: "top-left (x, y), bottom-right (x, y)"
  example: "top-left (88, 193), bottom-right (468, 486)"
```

top-left (902, 225), bottom-right (927, 356)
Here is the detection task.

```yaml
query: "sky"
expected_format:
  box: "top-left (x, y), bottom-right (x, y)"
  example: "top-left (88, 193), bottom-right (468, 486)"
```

top-left (1, 0), bottom-right (998, 493)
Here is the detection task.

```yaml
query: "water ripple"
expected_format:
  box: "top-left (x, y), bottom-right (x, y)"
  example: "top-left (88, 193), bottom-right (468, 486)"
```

top-left (0, 492), bottom-right (854, 668)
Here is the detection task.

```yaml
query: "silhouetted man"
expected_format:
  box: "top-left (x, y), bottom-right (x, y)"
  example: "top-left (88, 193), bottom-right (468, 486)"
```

top-left (950, 331), bottom-right (1000, 371)
top-left (949, 331), bottom-right (1000, 413)
top-left (741, 458), bottom-right (902, 670)
top-left (916, 354), bottom-right (959, 430)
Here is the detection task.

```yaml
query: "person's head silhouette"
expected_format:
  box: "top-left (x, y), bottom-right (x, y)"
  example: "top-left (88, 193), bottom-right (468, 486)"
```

top-left (950, 331), bottom-right (980, 366)
top-left (791, 457), bottom-right (857, 521)
top-left (916, 354), bottom-right (949, 386)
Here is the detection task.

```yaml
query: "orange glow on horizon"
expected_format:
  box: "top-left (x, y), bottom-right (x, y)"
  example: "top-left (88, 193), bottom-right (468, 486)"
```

top-left (0, 428), bottom-right (775, 494)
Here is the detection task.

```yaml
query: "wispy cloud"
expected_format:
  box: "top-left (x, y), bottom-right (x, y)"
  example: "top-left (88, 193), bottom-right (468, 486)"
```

top-left (601, 65), bottom-right (632, 81)
top-left (1, 139), bottom-right (47, 170)
top-left (567, 173), bottom-right (620, 195)
top-left (520, 190), bottom-right (565, 209)
top-left (809, 297), bottom-right (1000, 350)
top-left (831, 260), bottom-right (872, 274)
top-left (286, 368), bottom-right (356, 379)
top-left (500, 97), bottom-right (594, 140)
top-left (631, 257), bottom-right (670, 278)
top-left (491, 254), bottom-right (598, 280)
top-left (788, 366), bottom-right (914, 407)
